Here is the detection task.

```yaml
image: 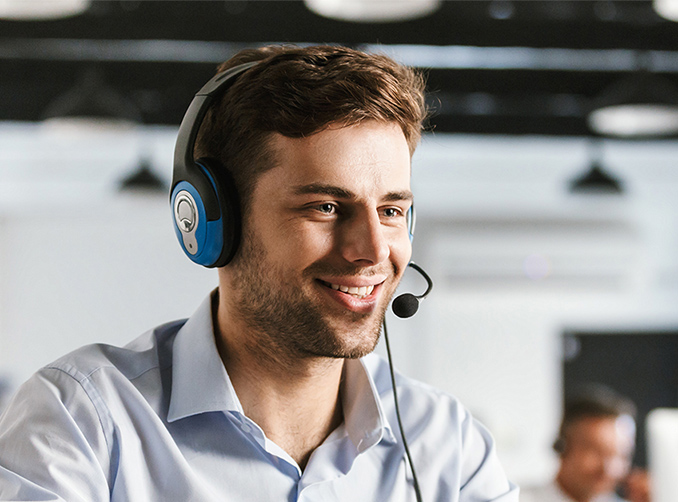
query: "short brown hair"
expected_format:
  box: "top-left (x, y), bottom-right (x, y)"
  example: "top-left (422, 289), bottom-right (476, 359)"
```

top-left (195, 44), bottom-right (427, 210)
top-left (554, 385), bottom-right (636, 455)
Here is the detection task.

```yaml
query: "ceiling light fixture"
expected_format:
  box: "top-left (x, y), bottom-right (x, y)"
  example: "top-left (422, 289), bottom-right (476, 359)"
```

top-left (0, 0), bottom-right (89, 20)
top-left (588, 53), bottom-right (678, 138)
top-left (653, 0), bottom-right (678, 21)
top-left (569, 141), bottom-right (624, 195)
top-left (119, 158), bottom-right (167, 194)
top-left (488, 0), bottom-right (514, 20)
top-left (304, 0), bottom-right (440, 23)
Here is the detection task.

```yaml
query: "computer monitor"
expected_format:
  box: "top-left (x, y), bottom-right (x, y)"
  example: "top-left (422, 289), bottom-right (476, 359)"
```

top-left (646, 408), bottom-right (678, 502)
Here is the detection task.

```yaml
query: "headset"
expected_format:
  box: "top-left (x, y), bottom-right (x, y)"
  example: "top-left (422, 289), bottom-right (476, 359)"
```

top-left (171, 61), bottom-right (258, 268)
top-left (171, 60), bottom-right (416, 267)
top-left (171, 61), bottom-right (432, 502)
top-left (382, 262), bottom-right (432, 502)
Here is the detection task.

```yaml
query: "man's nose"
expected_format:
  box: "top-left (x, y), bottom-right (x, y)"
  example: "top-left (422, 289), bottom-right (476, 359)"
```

top-left (341, 211), bottom-right (390, 265)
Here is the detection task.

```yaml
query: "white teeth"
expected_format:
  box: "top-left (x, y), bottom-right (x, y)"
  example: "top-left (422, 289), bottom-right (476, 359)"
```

top-left (327, 283), bottom-right (375, 298)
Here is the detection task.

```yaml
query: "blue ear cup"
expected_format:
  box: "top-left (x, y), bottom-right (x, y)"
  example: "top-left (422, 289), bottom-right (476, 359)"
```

top-left (171, 157), bottom-right (241, 267)
top-left (170, 62), bottom-right (258, 267)
top-left (407, 204), bottom-right (416, 242)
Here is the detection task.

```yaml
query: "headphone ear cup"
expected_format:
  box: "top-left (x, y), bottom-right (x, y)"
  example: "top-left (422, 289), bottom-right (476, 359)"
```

top-left (171, 62), bottom-right (257, 268)
top-left (196, 157), bottom-right (241, 267)
top-left (171, 158), bottom-right (241, 267)
top-left (407, 205), bottom-right (416, 242)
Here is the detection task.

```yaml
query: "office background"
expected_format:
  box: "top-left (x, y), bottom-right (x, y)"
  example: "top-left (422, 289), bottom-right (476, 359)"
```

top-left (2, 0), bottom-right (678, 488)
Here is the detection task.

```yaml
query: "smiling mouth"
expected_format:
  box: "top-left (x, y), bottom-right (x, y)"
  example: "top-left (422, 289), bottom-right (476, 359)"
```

top-left (320, 281), bottom-right (375, 299)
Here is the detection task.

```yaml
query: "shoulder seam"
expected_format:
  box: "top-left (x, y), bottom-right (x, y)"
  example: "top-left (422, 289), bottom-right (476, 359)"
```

top-left (40, 365), bottom-right (117, 471)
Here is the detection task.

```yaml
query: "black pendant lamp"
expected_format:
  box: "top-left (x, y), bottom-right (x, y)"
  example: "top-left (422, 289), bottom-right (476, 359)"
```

top-left (119, 158), bottom-right (167, 194)
top-left (569, 141), bottom-right (624, 194)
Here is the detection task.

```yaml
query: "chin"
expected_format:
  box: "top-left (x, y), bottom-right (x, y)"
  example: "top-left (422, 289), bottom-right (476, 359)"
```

top-left (307, 317), bottom-right (384, 360)
top-left (335, 338), bottom-right (380, 359)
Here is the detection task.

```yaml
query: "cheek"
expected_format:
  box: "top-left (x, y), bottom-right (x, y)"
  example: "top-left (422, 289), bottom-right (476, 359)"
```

top-left (273, 225), bottom-right (336, 267)
top-left (606, 457), bottom-right (631, 479)
top-left (564, 450), bottom-right (596, 473)
top-left (392, 232), bottom-right (413, 271)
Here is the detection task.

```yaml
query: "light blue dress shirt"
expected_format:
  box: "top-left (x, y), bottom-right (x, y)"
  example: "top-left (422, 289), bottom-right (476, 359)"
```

top-left (0, 294), bottom-right (518, 501)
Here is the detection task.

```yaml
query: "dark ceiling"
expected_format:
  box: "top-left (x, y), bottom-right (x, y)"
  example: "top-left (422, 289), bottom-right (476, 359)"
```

top-left (2, 0), bottom-right (678, 136)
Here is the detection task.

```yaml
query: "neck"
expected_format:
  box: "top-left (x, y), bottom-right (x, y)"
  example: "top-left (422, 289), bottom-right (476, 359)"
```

top-left (213, 291), bottom-right (345, 470)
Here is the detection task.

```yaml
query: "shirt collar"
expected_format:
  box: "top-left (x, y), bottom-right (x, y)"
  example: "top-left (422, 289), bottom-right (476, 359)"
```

top-left (167, 291), bottom-right (242, 422)
top-left (167, 290), bottom-right (396, 451)
top-left (342, 357), bottom-right (396, 451)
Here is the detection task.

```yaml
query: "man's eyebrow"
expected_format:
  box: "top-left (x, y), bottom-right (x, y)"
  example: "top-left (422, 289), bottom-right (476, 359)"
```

top-left (292, 184), bottom-right (413, 203)
top-left (292, 184), bottom-right (354, 199)
top-left (383, 190), bottom-right (414, 203)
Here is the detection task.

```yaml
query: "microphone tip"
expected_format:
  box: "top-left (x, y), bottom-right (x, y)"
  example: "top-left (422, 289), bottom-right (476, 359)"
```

top-left (392, 293), bottom-right (419, 319)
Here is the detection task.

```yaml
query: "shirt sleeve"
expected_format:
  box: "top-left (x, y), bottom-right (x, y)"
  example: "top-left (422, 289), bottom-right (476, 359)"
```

top-left (0, 367), bottom-right (112, 501)
top-left (457, 410), bottom-right (520, 502)
top-left (404, 383), bottom-right (519, 502)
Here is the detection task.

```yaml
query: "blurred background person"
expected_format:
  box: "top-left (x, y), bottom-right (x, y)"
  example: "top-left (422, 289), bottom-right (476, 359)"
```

top-left (522, 385), bottom-right (638, 502)
top-left (621, 467), bottom-right (651, 502)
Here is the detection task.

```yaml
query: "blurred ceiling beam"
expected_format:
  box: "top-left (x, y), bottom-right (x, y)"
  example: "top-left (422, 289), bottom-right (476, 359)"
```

top-left (1, 0), bottom-right (677, 137)
top-left (5, 39), bottom-right (678, 74)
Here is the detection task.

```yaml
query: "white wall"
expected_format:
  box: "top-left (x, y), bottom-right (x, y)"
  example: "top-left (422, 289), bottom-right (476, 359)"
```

top-left (2, 123), bottom-right (678, 485)
top-left (403, 135), bottom-right (678, 483)
top-left (0, 124), bottom-right (218, 386)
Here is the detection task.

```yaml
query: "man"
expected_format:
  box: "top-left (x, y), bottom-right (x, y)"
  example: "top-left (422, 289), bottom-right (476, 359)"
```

top-left (521, 387), bottom-right (637, 502)
top-left (0, 45), bottom-right (517, 501)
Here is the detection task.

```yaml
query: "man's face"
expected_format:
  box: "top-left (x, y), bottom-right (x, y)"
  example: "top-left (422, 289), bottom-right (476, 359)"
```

top-left (558, 416), bottom-right (634, 501)
top-left (223, 121), bottom-right (413, 361)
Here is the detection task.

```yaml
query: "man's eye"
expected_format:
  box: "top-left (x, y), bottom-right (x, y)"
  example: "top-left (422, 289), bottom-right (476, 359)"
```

top-left (317, 203), bottom-right (336, 214)
top-left (383, 207), bottom-right (402, 218)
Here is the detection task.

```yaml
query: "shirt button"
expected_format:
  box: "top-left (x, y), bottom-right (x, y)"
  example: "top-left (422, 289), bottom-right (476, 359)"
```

top-left (240, 422), bottom-right (252, 434)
